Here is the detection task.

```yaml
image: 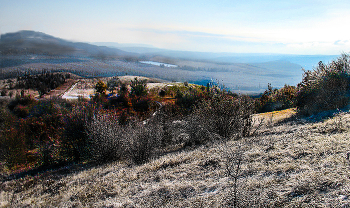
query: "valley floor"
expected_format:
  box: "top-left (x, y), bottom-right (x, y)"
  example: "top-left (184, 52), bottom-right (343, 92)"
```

top-left (1, 110), bottom-right (350, 207)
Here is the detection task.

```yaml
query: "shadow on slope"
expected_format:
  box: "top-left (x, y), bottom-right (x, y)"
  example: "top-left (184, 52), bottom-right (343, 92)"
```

top-left (0, 57), bottom-right (87, 68)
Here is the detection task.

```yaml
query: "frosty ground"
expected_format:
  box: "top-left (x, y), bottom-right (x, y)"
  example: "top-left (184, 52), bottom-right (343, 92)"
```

top-left (1, 108), bottom-right (350, 207)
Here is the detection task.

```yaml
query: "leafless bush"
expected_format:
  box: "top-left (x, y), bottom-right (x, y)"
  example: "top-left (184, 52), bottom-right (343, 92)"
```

top-left (333, 109), bottom-right (345, 132)
top-left (126, 122), bottom-right (163, 164)
top-left (221, 141), bottom-right (275, 208)
top-left (183, 114), bottom-right (215, 146)
top-left (193, 93), bottom-right (254, 141)
top-left (152, 93), bottom-right (255, 149)
top-left (87, 114), bottom-right (124, 162)
top-left (223, 142), bottom-right (244, 208)
top-left (63, 105), bottom-right (92, 161)
top-left (87, 113), bottom-right (163, 164)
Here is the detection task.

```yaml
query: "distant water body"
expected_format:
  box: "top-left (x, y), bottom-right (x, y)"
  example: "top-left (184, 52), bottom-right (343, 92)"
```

top-left (140, 61), bottom-right (178, 68)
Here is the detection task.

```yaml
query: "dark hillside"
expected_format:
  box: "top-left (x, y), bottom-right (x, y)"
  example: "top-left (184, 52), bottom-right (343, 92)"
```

top-left (0, 30), bottom-right (134, 57)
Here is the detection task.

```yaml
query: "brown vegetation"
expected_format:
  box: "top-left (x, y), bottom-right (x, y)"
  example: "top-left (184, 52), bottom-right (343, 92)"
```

top-left (1, 54), bottom-right (350, 207)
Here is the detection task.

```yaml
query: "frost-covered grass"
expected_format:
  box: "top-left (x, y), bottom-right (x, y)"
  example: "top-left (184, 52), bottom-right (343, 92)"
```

top-left (1, 109), bottom-right (350, 207)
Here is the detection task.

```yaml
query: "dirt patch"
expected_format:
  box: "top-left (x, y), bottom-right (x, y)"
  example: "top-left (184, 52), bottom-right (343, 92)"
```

top-left (42, 79), bottom-right (78, 99)
top-left (61, 76), bottom-right (175, 100)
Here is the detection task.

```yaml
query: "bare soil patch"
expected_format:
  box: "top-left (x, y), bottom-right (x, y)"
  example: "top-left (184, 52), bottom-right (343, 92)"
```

top-left (61, 76), bottom-right (176, 100)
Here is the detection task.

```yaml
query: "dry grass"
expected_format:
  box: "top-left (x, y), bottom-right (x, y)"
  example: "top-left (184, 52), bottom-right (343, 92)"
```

top-left (1, 109), bottom-right (350, 207)
top-left (256, 108), bottom-right (297, 125)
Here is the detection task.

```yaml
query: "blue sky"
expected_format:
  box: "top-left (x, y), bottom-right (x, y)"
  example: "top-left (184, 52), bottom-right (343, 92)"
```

top-left (1, 0), bottom-right (350, 54)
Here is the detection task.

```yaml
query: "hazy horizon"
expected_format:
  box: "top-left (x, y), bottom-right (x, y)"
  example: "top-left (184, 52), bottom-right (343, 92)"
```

top-left (1, 0), bottom-right (350, 55)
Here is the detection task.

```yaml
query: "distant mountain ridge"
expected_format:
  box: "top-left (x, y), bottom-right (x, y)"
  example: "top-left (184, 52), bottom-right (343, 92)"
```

top-left (1, 30), bottom-right (58, 42)
top-left (93, 42), bottom-right (155, 48)
top-left (0, 30), bottom-right (134, 57)
top-left (95, 41), bottom-right (340, 71)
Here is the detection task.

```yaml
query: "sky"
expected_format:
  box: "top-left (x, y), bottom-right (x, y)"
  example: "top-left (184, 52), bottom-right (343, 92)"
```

top-left (1, 0), bottom-right (350, 55)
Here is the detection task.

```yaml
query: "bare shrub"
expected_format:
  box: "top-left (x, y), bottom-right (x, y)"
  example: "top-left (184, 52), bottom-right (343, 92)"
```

top-left (87, 112), bottom-right (162, 164)
top-left (223, 142), bottom-right (244, 208)
top-left (125, 121), bottom-right (163, 164)
top-left (87, 114), bottom-right (124, 162)
top-left (158, 92), bottom-right (254, 148)
top-left (62, 105), bottom-right (93, 161)
top-left (193, 93), bottom-right (254, 140)
top-left (221, 141), bottom-right (275, 207)
top-left (181, 117), bottom-right (207, 146)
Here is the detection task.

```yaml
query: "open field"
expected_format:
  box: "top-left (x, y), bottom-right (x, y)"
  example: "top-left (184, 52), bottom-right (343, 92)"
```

top-left (61, 76), bottom-right (181, 100)
top-left (0, 74), bottom-right (172, 100)
top-left (1, 109), bottom-right (350, 207)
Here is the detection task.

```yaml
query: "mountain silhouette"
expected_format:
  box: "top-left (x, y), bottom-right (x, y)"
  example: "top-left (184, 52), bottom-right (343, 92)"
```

top-left (0, 30), bottom-right (133, 57)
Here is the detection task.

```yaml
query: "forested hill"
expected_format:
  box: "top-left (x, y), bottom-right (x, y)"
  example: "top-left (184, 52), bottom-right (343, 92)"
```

top-left (0, 30), bottom-right (134, 57)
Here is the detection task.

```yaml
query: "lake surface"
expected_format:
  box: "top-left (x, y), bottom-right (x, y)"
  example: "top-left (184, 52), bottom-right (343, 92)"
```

top-left (140, 61), bottom-right (178, 68)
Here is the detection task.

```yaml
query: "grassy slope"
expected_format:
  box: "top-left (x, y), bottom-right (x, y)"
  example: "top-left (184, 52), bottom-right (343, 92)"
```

top-left (1, 110), bottom-right (350, 207)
